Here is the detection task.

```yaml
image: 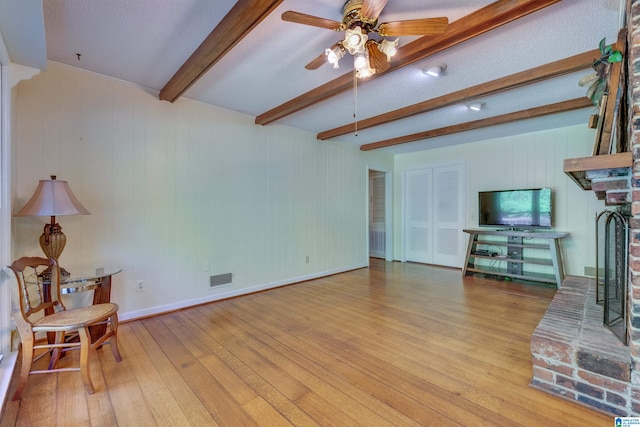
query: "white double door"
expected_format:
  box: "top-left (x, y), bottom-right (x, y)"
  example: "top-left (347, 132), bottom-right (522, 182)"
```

top-left (404, 164), bottom-right (465, 268)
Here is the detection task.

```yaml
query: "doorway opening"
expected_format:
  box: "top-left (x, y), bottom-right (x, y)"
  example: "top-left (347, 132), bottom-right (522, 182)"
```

top-left (368, 169), bottom-right (391, 261)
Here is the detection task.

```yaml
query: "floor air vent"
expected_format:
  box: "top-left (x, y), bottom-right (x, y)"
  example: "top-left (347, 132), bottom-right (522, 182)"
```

top-left (210, 273), bottom-right (233, 288)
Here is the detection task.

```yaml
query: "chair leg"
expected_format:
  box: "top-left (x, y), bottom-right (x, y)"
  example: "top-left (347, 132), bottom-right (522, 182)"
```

top-left (12, 335), bottom-right (34, 401)
top-left (108, 313), bottom-right (122, 362)
top-left (48, 331), bottom-right (65, 370)
top-left (77, 327), bottom-right (95, 394)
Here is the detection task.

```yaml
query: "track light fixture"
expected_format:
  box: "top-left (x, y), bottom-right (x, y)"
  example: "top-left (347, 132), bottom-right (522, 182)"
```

top-left (467, 102), bottom-right (486, 111)
top-left (423, 64), bottom-right (447, 77)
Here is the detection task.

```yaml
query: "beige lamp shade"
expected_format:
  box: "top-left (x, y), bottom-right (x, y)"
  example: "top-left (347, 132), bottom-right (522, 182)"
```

top-left (15, 176), bottom-right (90, 278)
top-left (15, 177), bottom-right (90, 217)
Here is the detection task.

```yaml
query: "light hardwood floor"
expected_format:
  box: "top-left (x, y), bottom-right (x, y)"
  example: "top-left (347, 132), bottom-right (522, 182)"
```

top-left (1, 259), bottom-right (612, 426)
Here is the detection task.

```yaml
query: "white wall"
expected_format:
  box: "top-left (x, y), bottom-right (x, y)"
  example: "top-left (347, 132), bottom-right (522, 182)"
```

top-left (394, 124), bottom-right (605, 276)
top-left (365, 150), bottom-right (394, 172)
top-left (11, 61), bottom-right (606, 323)
top-left (12, 62), bottom-right (368, 320)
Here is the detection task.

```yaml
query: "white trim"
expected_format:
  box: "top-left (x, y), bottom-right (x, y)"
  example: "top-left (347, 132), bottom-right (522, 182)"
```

top-left (119, 264), bottom-right (367, 322)
top-left (384, 170), bottom-right (393, 261)
top-left (365, 167), bottom-right (370, 266)
top-left (0, 29), bottom-right (16, 412)
top-left (367, 165), bottom-right (393, 262)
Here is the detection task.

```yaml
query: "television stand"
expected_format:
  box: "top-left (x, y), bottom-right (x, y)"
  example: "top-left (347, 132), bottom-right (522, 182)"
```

top-left (462, 228), bottom-right (568, 287)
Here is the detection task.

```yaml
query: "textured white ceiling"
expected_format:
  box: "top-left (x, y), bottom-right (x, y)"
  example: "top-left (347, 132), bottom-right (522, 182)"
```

top-left (37, 0), bottom-right (625, 154)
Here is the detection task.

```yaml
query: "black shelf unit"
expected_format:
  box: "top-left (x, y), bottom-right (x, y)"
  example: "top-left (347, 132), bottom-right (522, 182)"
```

top-left (463, 228), bottom-right (568, 287)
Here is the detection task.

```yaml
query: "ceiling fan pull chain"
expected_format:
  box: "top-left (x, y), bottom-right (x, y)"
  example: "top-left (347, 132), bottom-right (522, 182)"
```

top-left (354, 70), bottom-right (358, 136)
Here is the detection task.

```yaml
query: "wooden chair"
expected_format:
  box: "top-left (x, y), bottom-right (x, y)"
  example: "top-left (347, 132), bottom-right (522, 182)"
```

top-left (5, 256), bottom-right (122, 400)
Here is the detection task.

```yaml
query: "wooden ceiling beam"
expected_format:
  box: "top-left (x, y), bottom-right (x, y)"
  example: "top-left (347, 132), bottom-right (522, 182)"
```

top-left (319, 48), bottom-right (599, 140)
top-left (159, 0), bottom-right (283, 103)
top-left (359, 97), bottom-right (593, 151)
top-left (255, 0), bottom-right (561, 125)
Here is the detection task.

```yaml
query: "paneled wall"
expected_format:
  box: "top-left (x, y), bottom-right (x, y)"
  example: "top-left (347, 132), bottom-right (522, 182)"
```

top-left (11, 61), bottom-right (606, 322)
top-left (394, 125), bottom-right (605, 276)
top-left (12, 62), bottom-right (368, 320)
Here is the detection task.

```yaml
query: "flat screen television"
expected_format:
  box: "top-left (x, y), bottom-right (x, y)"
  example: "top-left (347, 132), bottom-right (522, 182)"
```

top-left (478, 188), bottom-right (552, 229)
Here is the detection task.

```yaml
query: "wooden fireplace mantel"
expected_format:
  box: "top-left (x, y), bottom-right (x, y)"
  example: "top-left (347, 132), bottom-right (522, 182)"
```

top-left (563, 152), bottom-right (632, 191)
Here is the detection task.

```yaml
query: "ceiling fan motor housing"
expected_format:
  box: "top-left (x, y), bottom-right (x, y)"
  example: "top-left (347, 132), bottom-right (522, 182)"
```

top-left (343, 0), bottom-right (378, 31)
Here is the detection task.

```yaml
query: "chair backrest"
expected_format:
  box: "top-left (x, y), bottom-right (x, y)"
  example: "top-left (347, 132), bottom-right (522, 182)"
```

top-left (5, 257), bottom-right (65, 327)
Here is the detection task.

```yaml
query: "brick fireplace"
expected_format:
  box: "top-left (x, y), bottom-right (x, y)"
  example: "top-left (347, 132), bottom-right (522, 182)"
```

top-left (531, 276), bottom-right (633, 415)
top-left (530, 200), bottom-right (633, 415)
top-left (529, 0), bottom-right (640, 416)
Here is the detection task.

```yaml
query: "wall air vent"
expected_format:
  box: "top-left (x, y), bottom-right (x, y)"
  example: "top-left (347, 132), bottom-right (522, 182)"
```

top-left (210, 273), bottom-right (233, 288)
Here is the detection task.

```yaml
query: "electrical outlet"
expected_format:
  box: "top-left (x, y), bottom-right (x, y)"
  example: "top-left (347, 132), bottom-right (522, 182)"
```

top-left (136, 280), bottom-right (144, 292)
top-left (306, 255), bottom-right (310, 264)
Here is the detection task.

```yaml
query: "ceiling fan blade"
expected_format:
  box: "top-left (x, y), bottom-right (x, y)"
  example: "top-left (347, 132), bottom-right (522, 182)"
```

top-left (305, 51), bottom-right (328, 70)
top-left (360, 0), bottom-right (388, 21)
top-left (367, 42), bottom-right (390, 74)
top-left (378, 17), bottom-right (449, 37)
top-left (281, 11), bottom-right (343, 31)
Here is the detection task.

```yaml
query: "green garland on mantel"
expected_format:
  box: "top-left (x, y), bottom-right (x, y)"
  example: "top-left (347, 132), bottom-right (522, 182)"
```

top-left (578, 37), bottom-right (623, 107)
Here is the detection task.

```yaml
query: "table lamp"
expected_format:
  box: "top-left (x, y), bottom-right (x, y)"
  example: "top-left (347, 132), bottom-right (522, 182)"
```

top-left (15, 175), bottom-right (90, 278)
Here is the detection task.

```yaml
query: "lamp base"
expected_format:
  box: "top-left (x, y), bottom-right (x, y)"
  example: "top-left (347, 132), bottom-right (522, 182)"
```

top-left (40, 222), bottom-right (66, 259)
top-left (39, 222), bottom-right (70, 283)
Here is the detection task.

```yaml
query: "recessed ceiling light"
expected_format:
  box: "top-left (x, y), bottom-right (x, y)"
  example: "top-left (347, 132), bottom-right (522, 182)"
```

top-left (467, 102), bottom-right (485, 111)
top-left (423, 64), bottom-right (446, 77)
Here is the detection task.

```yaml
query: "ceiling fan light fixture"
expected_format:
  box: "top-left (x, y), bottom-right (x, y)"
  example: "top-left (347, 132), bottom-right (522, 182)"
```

top-left (423, 64), bottom-right (446, 77)
top-left (467, 102), bottom-right (485, 111)
top-left (378, 38), bottom-right (399, 61)
top-left (326, 44), bottom-right (345, 69)
top-left (353, 50), bottom-right (375, 79)
top-left (344, 26), bottom-right (368, 54)
top-left (353, 50), bottom-right (369, 71)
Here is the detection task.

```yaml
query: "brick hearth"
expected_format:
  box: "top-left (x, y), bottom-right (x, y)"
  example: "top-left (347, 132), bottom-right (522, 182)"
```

top-left (531, 276), bottom-right (634, 415)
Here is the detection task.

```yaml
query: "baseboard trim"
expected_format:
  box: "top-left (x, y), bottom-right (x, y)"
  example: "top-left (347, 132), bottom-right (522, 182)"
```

top-left (119, 263), bottom-right (368, 322)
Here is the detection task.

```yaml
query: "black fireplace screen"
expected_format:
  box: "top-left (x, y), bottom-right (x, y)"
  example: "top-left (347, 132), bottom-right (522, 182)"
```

top-left (596, 210), bottom-right (629, 345)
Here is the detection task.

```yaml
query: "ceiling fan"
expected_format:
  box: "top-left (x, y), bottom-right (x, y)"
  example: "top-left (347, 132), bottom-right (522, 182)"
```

top-left (282, 0), bottom-right (449, 78)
